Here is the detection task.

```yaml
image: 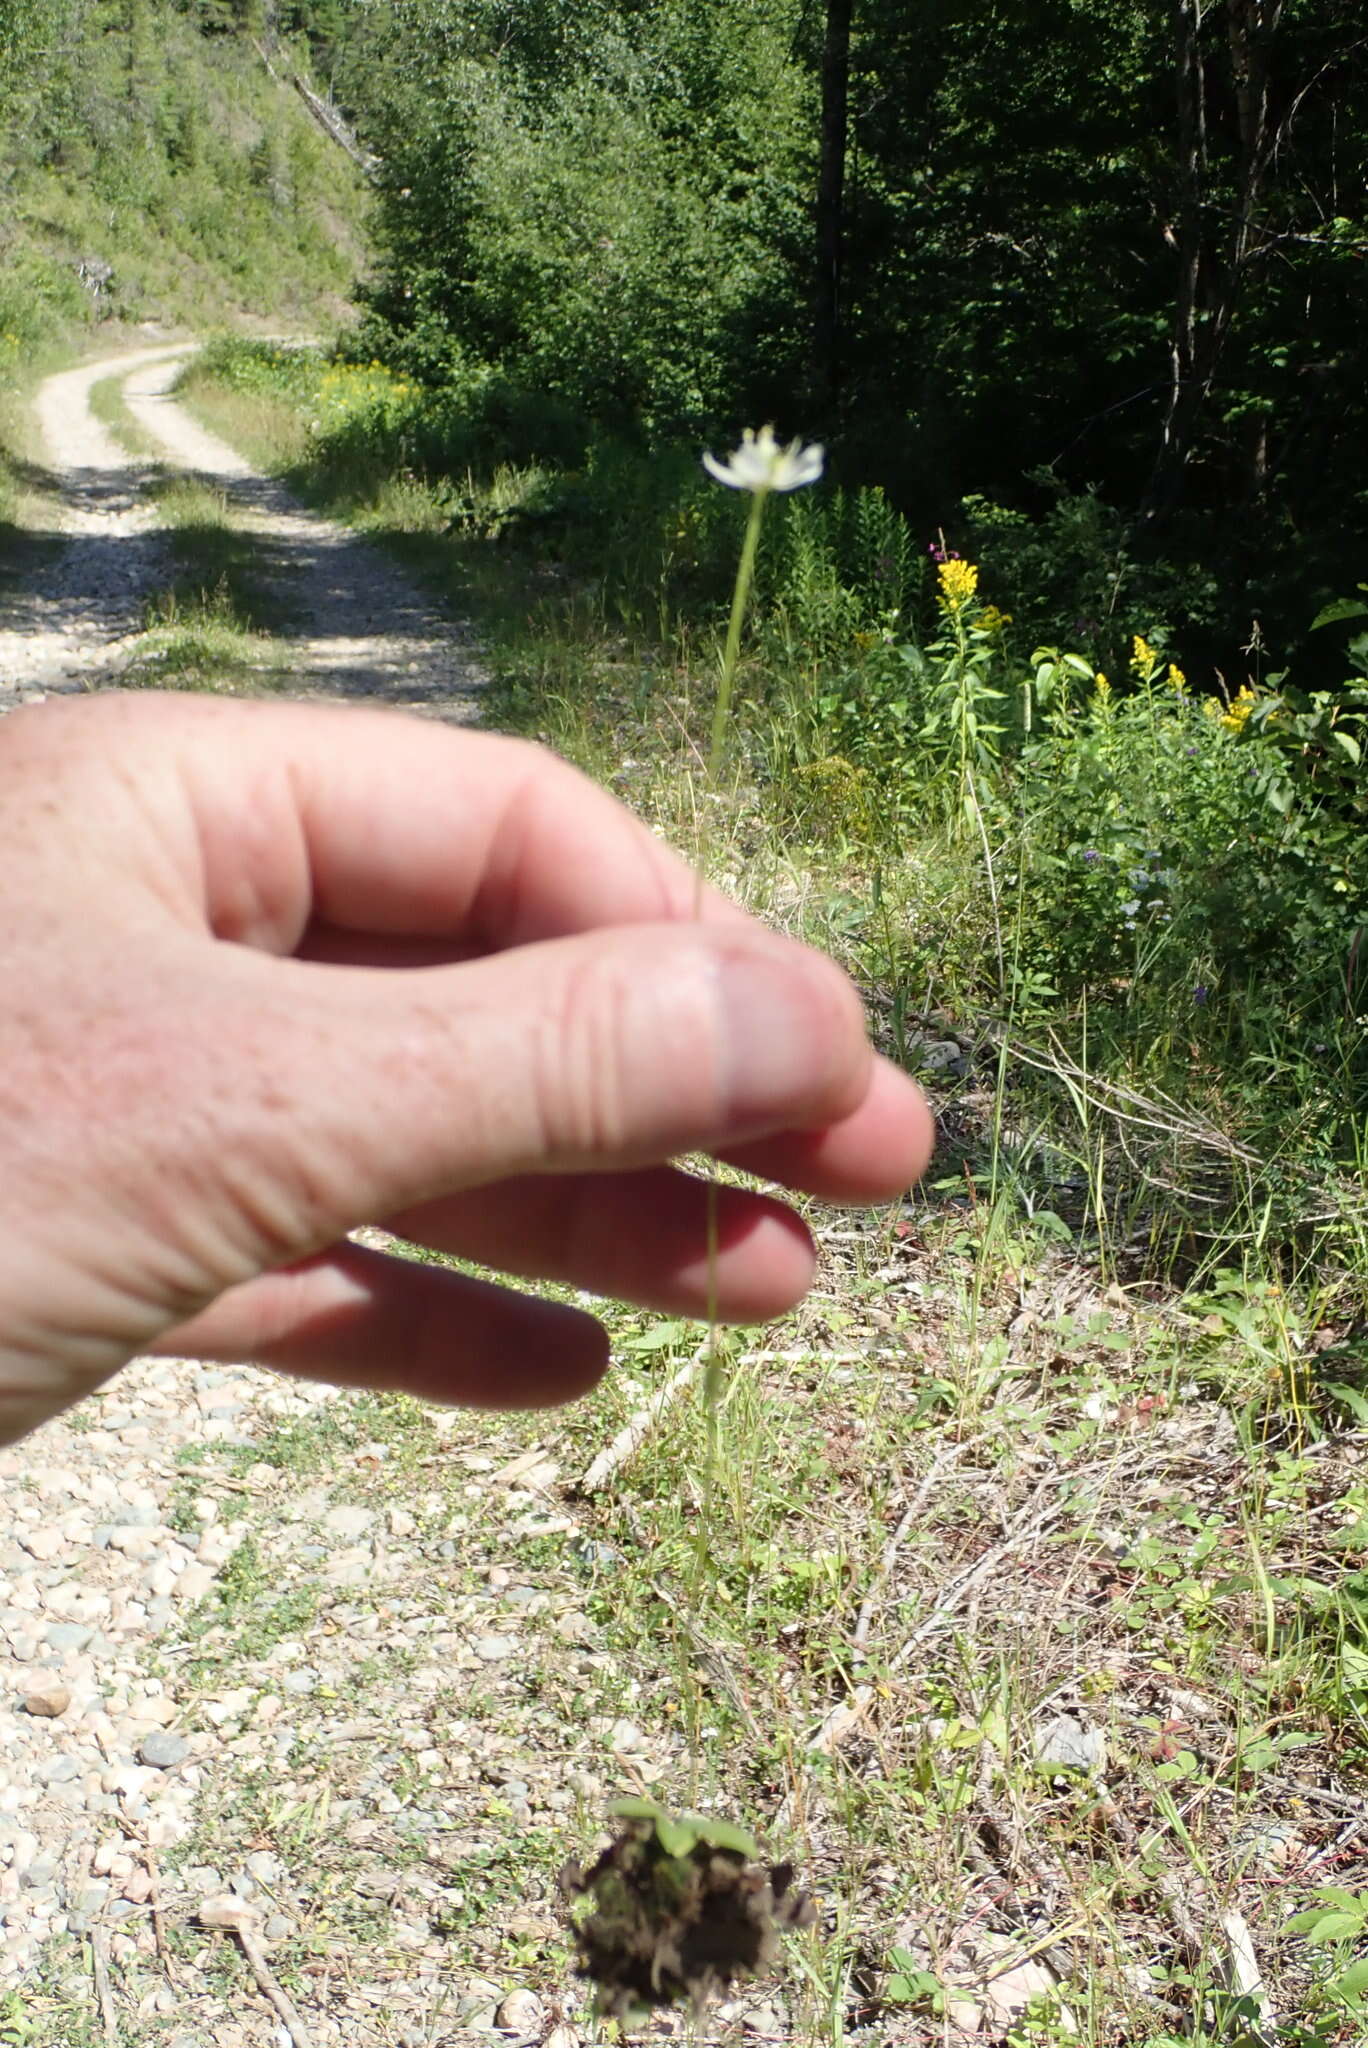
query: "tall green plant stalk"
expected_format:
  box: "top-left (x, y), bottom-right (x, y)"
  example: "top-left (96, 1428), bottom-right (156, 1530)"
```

top-left (694, 428), bottom-right (824, 1559)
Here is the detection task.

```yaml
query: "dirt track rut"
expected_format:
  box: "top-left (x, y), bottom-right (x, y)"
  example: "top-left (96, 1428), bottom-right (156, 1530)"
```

top-left (0, 343), bottom-right (485, 715)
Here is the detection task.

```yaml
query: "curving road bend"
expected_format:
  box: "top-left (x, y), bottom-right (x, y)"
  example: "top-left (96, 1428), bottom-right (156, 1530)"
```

top-left (0, 343), bottom-right (485, 716)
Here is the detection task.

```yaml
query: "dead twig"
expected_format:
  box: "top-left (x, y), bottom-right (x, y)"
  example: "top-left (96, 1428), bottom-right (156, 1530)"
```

top-left (774, 1473), bottom-right (1063, 1835)
top-left (202, 1899), bottom-right (316, 2048)
top-left (580, 1348), bottom-right (707, 1491)
top-left (648, 1574), bottom-right (762, 1740)
top-left (125, 1820), bottom-right (171, 1969)
top-left (853, 1445), bottom-right (966, 1653)
top-left (770, 1687), bottom-right (874, 1837)
top-left (240, 1921), bottom-right (316, 2048)
top-left (892, 1482), bottom-right (1067, 1664)
top-left (89, 1926), bottom-right (118, 2048)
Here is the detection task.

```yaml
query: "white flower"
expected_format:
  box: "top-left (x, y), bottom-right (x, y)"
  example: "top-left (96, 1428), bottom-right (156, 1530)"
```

top-left (702, 424), bottom-right (824, 495)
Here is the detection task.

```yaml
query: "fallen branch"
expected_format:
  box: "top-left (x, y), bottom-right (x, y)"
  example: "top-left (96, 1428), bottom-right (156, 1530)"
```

top-left (853, 1445), bottom-right (966, 1653)
top-left (771, 1688), bottom-right (874, 1837)
top-left (892, 1483), bottom-right (1066, 1664)
top-left (127, 1821), bottom-right (171, 1968)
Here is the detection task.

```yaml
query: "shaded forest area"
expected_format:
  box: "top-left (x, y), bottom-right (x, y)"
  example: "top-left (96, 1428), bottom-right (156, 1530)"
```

top-left (327, 0), bottom-right (1368, 682)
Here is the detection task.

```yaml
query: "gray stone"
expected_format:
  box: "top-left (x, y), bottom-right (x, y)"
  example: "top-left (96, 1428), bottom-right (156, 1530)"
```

top-left (472, 1635), bottom-right (518, 1661)
top-left (45, 1623), bottom-right (92, 1652)
top-left (322, 1505), bottom-right (374, 1538)
top-left (37, 1755), bottom-right (82, 1786)
top-left (1034, 1712), bottom-right (1105, 1777)
top-left (138, 1730), bottom-right (189, 1769)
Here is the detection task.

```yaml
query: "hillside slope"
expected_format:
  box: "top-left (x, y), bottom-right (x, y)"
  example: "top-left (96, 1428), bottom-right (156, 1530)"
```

top-left (0, 2), bottom-right (369, 356)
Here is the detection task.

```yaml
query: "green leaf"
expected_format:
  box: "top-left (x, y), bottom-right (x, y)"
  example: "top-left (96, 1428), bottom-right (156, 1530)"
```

top-left (1333, 1957), bottom-right (1368, 2001)
top-left (1341, 1644), bottom-right (1368, 1690)
top-left (1310, 1886), bottom-right (1366, 1913)
top-left (1305, 1911), bottom-right (1363, 1944)
top-left (620, 1320), bottom-right (690, 1352)
top-left (1331, 729), bottom-right (1362, 763)
top-left (654, 1816), bottom-right (699, 1858)
top-left (1328, 1383), bottom-right (1368, 1424)
top-left (1311, 598), bottom-right (1368, 630)
top-left (677, 1812), bottom-right (758, 1858)
top-left (609, 1796), bottom-right (666, 1822)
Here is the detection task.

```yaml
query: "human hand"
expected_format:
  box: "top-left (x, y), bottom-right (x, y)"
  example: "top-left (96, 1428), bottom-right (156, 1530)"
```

top-left (0, 693), bottom-right (932, 1443)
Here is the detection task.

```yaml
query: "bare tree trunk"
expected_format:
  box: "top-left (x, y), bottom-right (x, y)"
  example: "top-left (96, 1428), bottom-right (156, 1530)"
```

top-left (815, 0), bottom-right (853, 419)
top-left (1143, 0), bottom-right (1284, 524)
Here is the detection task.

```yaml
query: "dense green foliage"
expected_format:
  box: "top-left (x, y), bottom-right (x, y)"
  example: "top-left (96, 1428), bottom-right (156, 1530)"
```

top-left (328, 0), bottom-right (1366, 679)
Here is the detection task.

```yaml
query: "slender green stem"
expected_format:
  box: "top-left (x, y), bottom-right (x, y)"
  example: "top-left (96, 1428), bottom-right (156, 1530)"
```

top-left (693, 489), bottom-right (767, 913)
top-left (693, 485), bottom-right (769, 1571)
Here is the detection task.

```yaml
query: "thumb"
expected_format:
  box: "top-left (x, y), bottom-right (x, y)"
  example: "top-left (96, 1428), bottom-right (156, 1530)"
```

top-left (163, 918), bottom-right (874, 1281)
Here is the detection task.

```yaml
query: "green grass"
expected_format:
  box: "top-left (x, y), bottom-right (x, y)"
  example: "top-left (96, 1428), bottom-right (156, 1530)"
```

top-left (0, 349), bottom-right (67, 600)
top-left (86, 367), bottom-right (163, 461)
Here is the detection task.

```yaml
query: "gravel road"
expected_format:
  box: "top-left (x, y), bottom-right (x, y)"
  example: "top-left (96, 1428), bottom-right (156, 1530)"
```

top-left (0, 351), bottom-right (561, 2042)
top-left (0, 342), bottom-right (486, 713)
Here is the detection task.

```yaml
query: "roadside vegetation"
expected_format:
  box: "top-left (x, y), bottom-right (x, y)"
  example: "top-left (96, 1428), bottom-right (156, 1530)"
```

top-left (0, 2), bottom-right (367, 361)
top-left (165, 331), bottom-right (1368, 2044)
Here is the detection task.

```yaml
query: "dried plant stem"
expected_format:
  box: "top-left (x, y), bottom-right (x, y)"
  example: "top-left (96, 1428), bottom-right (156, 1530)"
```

top-left (580, 1348), bottom-right (707, 1491)
top-left (90, 1927), bottom-right (118, 2048)
top-left (237, 1923), bottom-right (316, 2048)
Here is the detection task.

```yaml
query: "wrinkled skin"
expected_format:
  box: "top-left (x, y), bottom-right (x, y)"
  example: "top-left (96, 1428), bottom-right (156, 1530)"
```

top-left (0, 693), bottom-right (933, 1445)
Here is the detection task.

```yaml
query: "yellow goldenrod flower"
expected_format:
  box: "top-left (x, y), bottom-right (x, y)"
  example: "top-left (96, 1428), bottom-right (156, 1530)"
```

top-left (1094, 671), bottom-right (1110, 695)
top-left (1168, 663), bottom-right (1187, 693)
top-left (978, 604), bottom-right (1011, 634)
top-left (937, 557), bottom-right (979, 610)
top-left (1221, 684), bottom-right (1257, 733)
top-left (1131, 634), bottom-right (1158, 679)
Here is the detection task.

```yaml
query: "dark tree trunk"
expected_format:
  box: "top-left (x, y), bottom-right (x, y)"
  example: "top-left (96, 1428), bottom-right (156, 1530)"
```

top-left (1144, 0), bottom-right (1284, 524)
top-left (815, 0), bottom-right (853, 420)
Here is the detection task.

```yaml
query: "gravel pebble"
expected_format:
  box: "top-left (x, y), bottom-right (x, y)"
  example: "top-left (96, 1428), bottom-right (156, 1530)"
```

top-left (19, 1677), bottom-right (71, 1719)
top-left (138, 1731), bottom-right (190, 1770)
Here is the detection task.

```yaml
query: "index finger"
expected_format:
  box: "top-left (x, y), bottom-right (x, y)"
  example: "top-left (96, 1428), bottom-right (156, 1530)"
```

top-left (171, 696), bottom-right (744, 947)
